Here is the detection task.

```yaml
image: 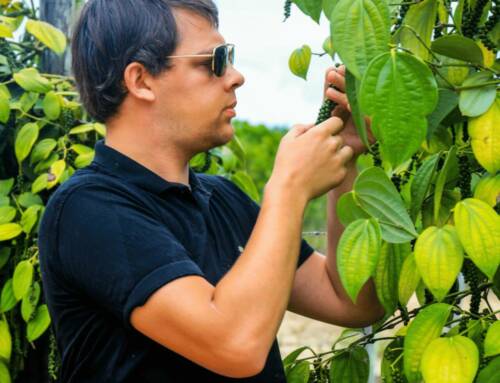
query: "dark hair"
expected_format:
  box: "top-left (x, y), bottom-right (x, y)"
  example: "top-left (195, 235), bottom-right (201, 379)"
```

top-left (71, 0), bottom-right (219, 123)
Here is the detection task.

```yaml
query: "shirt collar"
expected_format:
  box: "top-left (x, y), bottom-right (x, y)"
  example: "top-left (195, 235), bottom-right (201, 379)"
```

top-left (91, 139), bottom-right (213, 197)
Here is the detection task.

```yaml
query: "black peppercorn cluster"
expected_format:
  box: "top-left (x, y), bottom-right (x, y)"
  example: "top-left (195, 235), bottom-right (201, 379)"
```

top-left (315, 88), bottom-right (338, 126)
top-left (383, 339), bottom-right (406, 383)
top-left (458, 153), bottom-right (472, 199)
top-left (312, 357), bottom-right (328, 383)
top-left (283, 0), bottom-right (292, 22)
top-left (462, 0), bottom-right (490, 38)
top-left (462, 259), bottom-right (482, 315)
top-left (371, 142), bottom-right (382, 167)
top-left (59, 107), bottom-right (75, 134)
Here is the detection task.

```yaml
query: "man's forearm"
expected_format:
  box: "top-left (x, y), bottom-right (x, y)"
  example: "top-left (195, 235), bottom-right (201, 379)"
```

top-left (211, 180), bottom-right (308, 360)
top-left (326, 159), bottom-right (384, 318)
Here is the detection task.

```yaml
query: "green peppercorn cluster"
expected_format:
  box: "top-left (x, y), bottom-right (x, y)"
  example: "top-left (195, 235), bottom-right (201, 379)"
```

top-left (14, 174), bottom-right (25, 194)
top-left (311, 357), bottom-right (328, 383)
top-left (458, 153), bottom-right (472, 199)
top-left (59, 107), bottom-right (75, 134)
top-left (283, 0), bottom-right (292, 22)
top-left (383, 339), bottom-right (406, 383)
top-left (462, 0), bottom-right (490, 38)
top-left (48, 329), bottom-right (61, 381)
top-left (478, 0), bottom-right (499, 50)
top-left (315, 96), bottom-right (337, 126)
top-left (371, 142), bottom-right (382, 167)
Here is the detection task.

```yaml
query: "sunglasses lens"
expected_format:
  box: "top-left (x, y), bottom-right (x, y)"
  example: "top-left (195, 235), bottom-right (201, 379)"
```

top-left (213, 45), bottom-right (227, 77)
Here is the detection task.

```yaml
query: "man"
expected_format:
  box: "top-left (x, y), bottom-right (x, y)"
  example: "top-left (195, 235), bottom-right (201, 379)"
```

top-left (38, 0), bottom-right (384, 381)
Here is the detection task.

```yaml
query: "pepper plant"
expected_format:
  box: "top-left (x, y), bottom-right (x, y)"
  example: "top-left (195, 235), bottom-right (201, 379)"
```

top-left (0, 1), bottom-right (259, 382)
top-left (284, 0), bottom-right (499, 382)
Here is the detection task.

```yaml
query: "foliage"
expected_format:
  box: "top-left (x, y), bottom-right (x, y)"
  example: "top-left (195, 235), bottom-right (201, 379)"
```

top-left (284, 0), bottom-right (500, 382)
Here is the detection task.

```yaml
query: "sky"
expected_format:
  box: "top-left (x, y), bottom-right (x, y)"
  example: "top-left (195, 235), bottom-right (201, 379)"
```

top-left (215, 0), bottom-right (335, 128)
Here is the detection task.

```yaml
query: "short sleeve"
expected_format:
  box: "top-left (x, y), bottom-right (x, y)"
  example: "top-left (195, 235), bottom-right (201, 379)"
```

top-left (214, 176), bottom-right (315, 268)
top-left (53, 184), bottom-right (204, 329)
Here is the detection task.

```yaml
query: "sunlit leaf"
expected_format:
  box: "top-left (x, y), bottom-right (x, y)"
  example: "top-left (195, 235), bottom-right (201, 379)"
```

top-left (484, 321), bottom-right (500, 357)
top-left (15, 122), bottom-right (39, 164)
top-left (26, 304), bottom-right (51, 342)
top-left (288, 45), bottom-right (312, 80)
top-left (26, 19), bottom-right (67, 54)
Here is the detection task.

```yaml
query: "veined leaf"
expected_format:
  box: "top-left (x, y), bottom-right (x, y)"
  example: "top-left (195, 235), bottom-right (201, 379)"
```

top-left (398, 252), bottom-right (421, 306)
top-left (336, 191), bottom-right (370, 226)
top-left (459, 71), bottom-right (496, 117)
top-left (359, 50), bottom-right (438, 166)
top-left (26, 304), bottom-right (51, 342)
top-left (431, 35), bottom-right (484, 65)
top-left (474, 173), bottom-right (500, 207)
top-left (12, 260), bottom-right (33, 300)
top-left (374, 242), bottom-right (411, 315)
top-left (330, 0), bottom-right (390, 79)
top-left (286, 360), bottom-right (310, 382)
top-left (484, 321), bottom-right (500, 357)
top-left (404, 303), bottom-right (453, 383)
top-left (288, 45), bottom-right (312, 80)
top-left (292, 0), bottom-right (323, 23)
top-left (414, 225), bottom-right (464, 301)
top-left (410, 153), bottom-right (440, 221)
top-left (354, 167), bottom-right (418, 243)
top-left (454, 198), bottom-right (500, 280)
top-left (329, 346), bottom-right (369, 383)
top-left (337, 218), bottom-right (382, 303)
top-left (468, 98), bottom-right (500, 174)
top-left (421, 335), bottom-right (479, 383)
top-left (399, 0), bottom-right (437, 61)
top-left (476, 356), bottom-right (500, 383)
top-left (26, 19), bottom-right (66, 54)
top-left (433, 146), bottom-right (457, 224)
top-left (345, 69), bottom-right (369, 148)
top-left (15, 123), bottom-right (39, 164)
top-left (13, 68), bottom-right (51, 93)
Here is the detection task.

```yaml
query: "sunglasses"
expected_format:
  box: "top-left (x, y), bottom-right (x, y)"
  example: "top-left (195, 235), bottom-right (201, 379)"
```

top-left (166, 43), bottom-right (235, 77)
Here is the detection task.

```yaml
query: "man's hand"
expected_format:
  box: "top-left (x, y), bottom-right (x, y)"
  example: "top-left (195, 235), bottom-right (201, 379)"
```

top-left (324, 66), bottom-right (375, 158)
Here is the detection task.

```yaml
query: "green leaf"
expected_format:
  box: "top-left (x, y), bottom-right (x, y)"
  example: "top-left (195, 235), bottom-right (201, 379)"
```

top-left (47, 160), bottom-right (66, 189)
top-left (15, 122), bottom-right (39, 164)
top-left (329, 346), bottom-right (370, 383)
top-left (288, 45), bottom-right (312, 80)
top-left (0, 360), bottom-right (10, 383)
top-left (484, 321), bottom-right (500, 357)
top-left (0, 223), bottom-right (23, 242)
top-left (0, 279), bottom-right (18, 313)
top-left (283, 346), bottom-right (310, 369)
top-left (13, 68), bottom-right (51, 93)
top-left (0, 179), bottom-right (14, 197)
top-left (0, 319), bottom-right (11, 362)
top-left (74, 152), bottom-right (94, 169)
top-left (354, 167), bottom-right (418, 243)
top-left (427, 89), bottom-right (459, 139)
top-left (474, 173), bottom-right (500, 207)
top-left (286, 360), bottom-right (310, 382)
top-left (374, 241), bottom-right (411, 315)
top-left (345, 69), bottom-right (369, 148)
top-left (404, 303), bottom-right (453, 383)
top-left (26, 19), bottom-right (67, 54)
top-left (70, 144), bottom-right (94, 155)
top-left (330, 0), bottom-right (390, 79)
top-left (18, 91), bottom-right (39, 113)
top-left (292, 0), bottom-right (323, 23)
top-left (410, 153), bottom-right (440, 221)
top-left (359, 49), bottom-right (438, 166)
top-left (336, 191), bottom-right (370, 226)
top-left (454, 198), bottom-right (500, 280)
top-left (69, 123), bottom-right (95, 135)
top-left (94, 122), bottom-right (106, 137)
top-left (26, 304), bottom-right (51, 342)
top-left (322, 35), bottom-right (335, 58)
top-left (337, 218), bottom-right (382, 303)
top-left (398, 252), bottom-right (421, 306)
top-left (0, 248), bottom-right (10, 270)
top-left (18, 193), bottom-right (43, 208)
top-left (30, 138), bottom-right (57, 165)
top-left (431, 35), bottom-right (484, 65)
top-left (433, 146), bottom-right (457, 224)
top-left (322, 0), bottom-right (339, 20)
top-left (0, 87), bottom-right (10, 123)
top-left (398, 0), bottom-right (437, 61)
top-left (421, 336), bottom-right (479, 383)
top-left (477, 356), bottom-right (500, 383)
top-left (21, 281), bottom-right (40, 323)
top-left (12, 260), bottom-right (33, 300)
top-left (20, 205), bottom-right (41, 234)
top-left (42, 91), bottom-right (61, 120)
top-left (459, 71), bottom-right (497, 117)
top-left (230, 171), bottom-right (260, 202)
top-left (0, 206), bottom-right (16, 225)
top-left (414, 225), bottom-right (464, 301)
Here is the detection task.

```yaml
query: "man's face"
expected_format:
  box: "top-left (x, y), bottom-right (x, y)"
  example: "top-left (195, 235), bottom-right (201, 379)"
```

top-left (153, 9), bottom-right (245, 155)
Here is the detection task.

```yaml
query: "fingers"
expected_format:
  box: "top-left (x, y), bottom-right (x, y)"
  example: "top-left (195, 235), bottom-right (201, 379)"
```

top-left (338, 145), bottom-right (354, 163)
top-left (288, 123), bottom-right (314, 138)
top-left (314, 116), bottom-right (344, 136)
top-left (326, 87), bottom-right (350, 112)
top-left (326, 67), bottom-right (346, 92)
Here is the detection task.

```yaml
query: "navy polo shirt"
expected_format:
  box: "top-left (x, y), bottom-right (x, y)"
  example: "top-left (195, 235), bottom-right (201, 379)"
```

top-left (38, 139), bottom-right (315, 382)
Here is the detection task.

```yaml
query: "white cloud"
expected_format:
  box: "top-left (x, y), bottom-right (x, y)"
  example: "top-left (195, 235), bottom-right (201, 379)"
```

top-left (216, 0), bottom-right (336, 127)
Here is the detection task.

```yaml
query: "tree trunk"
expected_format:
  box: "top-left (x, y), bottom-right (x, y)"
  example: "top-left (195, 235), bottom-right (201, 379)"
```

top-left (39, 0), bottom-right (78, 75)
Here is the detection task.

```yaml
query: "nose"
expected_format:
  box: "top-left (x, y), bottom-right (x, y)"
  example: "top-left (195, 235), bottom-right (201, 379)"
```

top-left (225, 64), bottom-right (245, 90)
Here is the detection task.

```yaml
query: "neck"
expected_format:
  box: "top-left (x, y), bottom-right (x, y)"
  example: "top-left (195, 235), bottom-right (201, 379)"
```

top-left (104, 118), bottom-right (192, 187)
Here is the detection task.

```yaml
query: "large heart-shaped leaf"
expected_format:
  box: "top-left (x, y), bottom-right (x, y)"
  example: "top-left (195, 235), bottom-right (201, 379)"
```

top-left (292, 0), bottom-right (323, 23)
top-left (330, 0), bottom-right (390, 79)
top-left (421, 335), bottom-right (479, 383)
top-left (414, 225), bottom-right (464, 301)
top-left (484, 321), bottom-right (500, 358)
top-left (337, 218), bottom-right (382, 303)
top-left (329, 346), bottom-right (369, 383)
top-left (431, 35), bottom-right (484, 65)
top-left (359, 50), bottom-right (438, 166)
top-left (454, 198), bottom-right (500, 280)
top-left (398, 252), bottom-right (421, 306)
top-left (354, 167), bottom-right (418, 242)
top-left (404, 303), bottom-right (453, 383)
top-left (473, 173), bottom-right (500, 207)
top-left (468, 98), bottom-right (500, 174)
top-left (288, 45), bottom-right (312, 80)
top-left (459, 71), bottom-right (497, 117)
top-left (26, 19), bottom-right (66, 54)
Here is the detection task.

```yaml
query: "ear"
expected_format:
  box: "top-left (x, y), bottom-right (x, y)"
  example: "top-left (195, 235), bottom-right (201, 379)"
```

top-left (123, 62), bottom-right (156, 102)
